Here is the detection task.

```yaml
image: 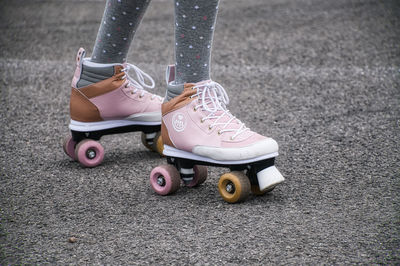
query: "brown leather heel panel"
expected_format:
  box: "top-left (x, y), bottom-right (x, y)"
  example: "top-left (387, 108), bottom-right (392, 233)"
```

top-left (161, 121), bottom-right (174, 148)
top-left (80, 72), bottom-right (125, 99)
top-left (162, 84), bottom-right (197, 116)
top-left (70, 88), bottom-right (103, 122)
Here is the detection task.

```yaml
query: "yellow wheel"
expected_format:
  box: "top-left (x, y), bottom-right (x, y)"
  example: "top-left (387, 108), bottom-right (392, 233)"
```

top-left (152, 132), bottom-right (164, 156)
top-left (141, 132), bottom-right (163, 156)
top-left (251, 184), bottom-right (276, 196)
top-left (218, 171), bottom-right (251, 203)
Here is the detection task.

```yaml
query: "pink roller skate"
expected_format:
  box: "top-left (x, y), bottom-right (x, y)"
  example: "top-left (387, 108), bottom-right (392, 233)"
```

top-left (150, 65), bottom-right (284, 203)
top-left (63, 48), bottom-right (164, 167)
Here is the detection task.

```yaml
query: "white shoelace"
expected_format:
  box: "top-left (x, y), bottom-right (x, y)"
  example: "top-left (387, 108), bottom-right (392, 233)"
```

top-left (191, 81), bottom-right (250, 140)
top-left (121, 63), bottom-right (162, 100)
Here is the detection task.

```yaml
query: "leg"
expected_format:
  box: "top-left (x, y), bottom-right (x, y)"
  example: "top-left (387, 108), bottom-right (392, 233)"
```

top-left (76, 0), bottom-right (152, 88)
top-left (92, 0), bottom-right (151, 64)
top-left (163, 0), bottom-right (280, 163)
top-left (174, 0), bottom-right (220, 84)
top-left (63, 0), bottom-right (164, 166)
top-left (155, 1), bottom-right (284, 201)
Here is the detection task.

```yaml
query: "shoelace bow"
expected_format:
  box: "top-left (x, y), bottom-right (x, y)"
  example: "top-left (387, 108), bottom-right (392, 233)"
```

top-left (191, 81), bottom-right (250, 140)
top-left (121, 63), bottom-right (162, 100)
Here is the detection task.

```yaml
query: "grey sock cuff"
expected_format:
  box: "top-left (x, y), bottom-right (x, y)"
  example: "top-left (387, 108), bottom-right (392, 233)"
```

top-left (164, 64), bottom-right (185, 102)
top-left (165, 82), bottom-right (185, 102)
top-left (76, 61), bottom-right (116, 88)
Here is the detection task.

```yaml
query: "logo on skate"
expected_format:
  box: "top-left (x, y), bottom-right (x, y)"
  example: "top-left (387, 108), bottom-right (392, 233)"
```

top-left (172, 113), bottom-right (187, 132)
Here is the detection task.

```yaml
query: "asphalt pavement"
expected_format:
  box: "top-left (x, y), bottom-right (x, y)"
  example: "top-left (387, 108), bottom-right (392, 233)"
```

top-left (1, 0), bottom-right (399, 264)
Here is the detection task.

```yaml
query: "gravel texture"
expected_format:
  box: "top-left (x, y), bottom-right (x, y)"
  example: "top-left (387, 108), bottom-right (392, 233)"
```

top-left (1, 0), bottom-right (399, 264)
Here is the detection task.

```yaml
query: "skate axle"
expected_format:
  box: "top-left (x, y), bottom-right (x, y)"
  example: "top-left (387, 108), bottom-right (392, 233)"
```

top-left (157, 176), bottom-right (166, 186)
top-left (225, 182), bottom-right (235, 193)
top-left (86, 149), bottom-right (96, 159)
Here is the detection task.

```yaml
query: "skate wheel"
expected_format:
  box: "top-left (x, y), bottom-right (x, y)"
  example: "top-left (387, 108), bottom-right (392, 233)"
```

top-left (141, 131), bottom-right (164, 155)
top-left (186, 165), bottom-right (207, 187)
top-left (62, 135), bottom-right (76, 160)
top-left (150, 164), bottom-right (181, 195)
top-left (152, 133), bottom-right (164, 156)
top-left (218, 171), bottom-right (251, 203)
top-left (75, 139), bottom-right (104, 168)
top-left (251, 184), bottom-right (276, 196)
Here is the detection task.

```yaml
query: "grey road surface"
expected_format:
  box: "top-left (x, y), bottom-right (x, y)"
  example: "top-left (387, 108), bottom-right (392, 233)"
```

top-left (1, 0), bottom-right (399, 264)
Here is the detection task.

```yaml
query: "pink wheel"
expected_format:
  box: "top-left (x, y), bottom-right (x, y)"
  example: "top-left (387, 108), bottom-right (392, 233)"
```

top-left (74, 139), bottom-right (104, 168)
top-left (150, 164), bottom-right (181, 195)
top-left (186, 165), bottom-right (208, 187)
top-left (63, 135), bottom-right (76, 160)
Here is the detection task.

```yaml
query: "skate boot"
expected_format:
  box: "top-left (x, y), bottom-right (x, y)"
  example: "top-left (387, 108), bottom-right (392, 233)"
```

top-left (149, 65), bottom-right (284, 203)
top-left (62, 48), bottom-right (163, 167)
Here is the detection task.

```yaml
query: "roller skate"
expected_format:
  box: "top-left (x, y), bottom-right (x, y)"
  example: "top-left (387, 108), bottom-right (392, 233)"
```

top-left (149, 65), bottom-right (284, 203)
top-left (62, 48), bottom-right (163, 167)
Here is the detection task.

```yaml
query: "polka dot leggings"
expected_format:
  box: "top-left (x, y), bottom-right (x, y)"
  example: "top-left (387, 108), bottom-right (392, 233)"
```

top-left (174, 0), bottom-right (219, 83)
top-left (91, 0), bottom-right (219, 84)
top-left (92, 0), bottom-right (151, 64)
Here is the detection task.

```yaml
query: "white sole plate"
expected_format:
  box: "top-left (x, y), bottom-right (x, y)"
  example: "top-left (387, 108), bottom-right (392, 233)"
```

top-left (69, 119), bottom-right (161, 132)
top-left (163, 145), bottom-right (279, 165)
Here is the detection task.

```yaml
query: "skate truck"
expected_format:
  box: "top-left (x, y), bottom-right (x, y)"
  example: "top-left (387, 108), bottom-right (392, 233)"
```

top-left (150, 150), bottom-right (284, 203)
top-left (63, 123), bottom-right (163, 167)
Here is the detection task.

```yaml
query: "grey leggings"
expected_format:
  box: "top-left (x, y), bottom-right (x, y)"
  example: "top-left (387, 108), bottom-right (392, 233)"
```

top-left (91, 0), bottom-right (220, 84)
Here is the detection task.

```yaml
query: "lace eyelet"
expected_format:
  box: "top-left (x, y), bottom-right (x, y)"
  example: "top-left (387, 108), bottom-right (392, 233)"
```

top-left (139, 95), bottom-right (144, 98)
top-left (193, 106), bottom-right (197, 111)
top-left (230, 136), bottom-right (235, 140)
top-left (218, 130), bottom-right (221, 135)
top-left (208, 125), bottom-right (212, 130)
top-left (131, 91), bottom-right (134, 94)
